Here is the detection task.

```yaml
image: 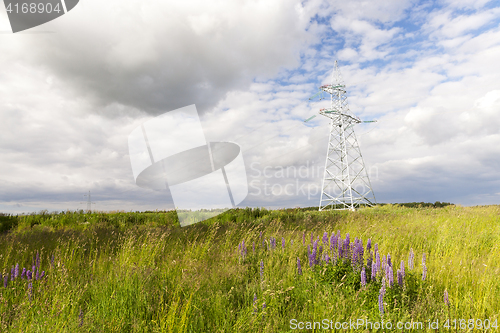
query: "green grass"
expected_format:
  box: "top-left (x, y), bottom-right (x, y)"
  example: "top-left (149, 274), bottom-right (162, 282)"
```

top-left (0, 205), bottom-right (499, 332)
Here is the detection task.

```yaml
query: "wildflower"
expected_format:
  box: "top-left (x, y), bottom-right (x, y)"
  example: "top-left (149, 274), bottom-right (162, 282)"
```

top-left (310, 232), bottom-right (313, 244)
top-left (367, 238), bottom-right (372, 251)
top-left (15, 264), bottom-right (19, 279)
top-left (318, 245), bottom-right (323, 260)
top-left (27, 270), bottom-right (32, 280)
top-left (291, 239), bottom-right (293, 246)
top-left (375, 252), bottom-right (381, 273)
top-left (262, 239), bottom-right (265, 249)
top-left (308, 245), bottom-right (312, 267)
top-left (253, 294), bottom-right (258, 313)
top-left (36, 269), bottom-right (40, 281)
top-left (337, 237), bottom-right (343, 259)
top-left (3, 274), bottom-right (7, 288)
top-left (297, 257), bottom-right (302, 275)
top-left (260, 260), bottom-right (264, 280)
top-left (361, 267), bottom-right (366, 287)
top-left (260, 231), bottom-right (262, 239)
top-left (322, 232), bottom-right (328, 245)
top-left (325, 254), bottom-right (330, 265)
top-left (51, 254), bottom-right (55, 267)
top-left (388, 265), bottom-right (394, 287)
top-left (387, 254), bottom-right (392, 267)
top-left (409, 248), bottom-right (415, 270)
top-left (40, 271), bottom-right (45, 279)
top-left (379, 278), bottom-right (386, 316)
top-left (28, 282), bottom-right (32, 301)
top-left (21, 268), bottom-right (26, 279)
top-left (312, 241), bottom-right (318, 266)
top-left (444, 289), bottom-right (449, 305)
top-left (397, 269), bottom-right (403, 287)
top-left (400, 260), bottom-right (405, 279)
top-left (374, 243), bottom-right (378, 253)
top-left (371, 260), bottom-right (377, 280)
top-left (11, 267), bottom-right (15, 281)
top-left (253, 242), bottom-right (255, 254)
top-left (282, 237), bottom-right (285, 249)
top-left (270, 238), bottom-right (276, 250)
top-left (330, 234), bottom-right (336, 252)
top-left (422, 253), bottom-right (427, 281)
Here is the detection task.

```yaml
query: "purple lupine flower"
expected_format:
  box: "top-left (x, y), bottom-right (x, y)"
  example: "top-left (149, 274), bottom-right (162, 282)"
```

top-left (27, 270), bottom-right (32, 280)
top-left (28, 282), bottom-right (33, 301)
top-left (253, 242), bottom-right (255, 254)
top-left (312, 240), bottom-right (318, 266)
top-left (253, 294), bottom-right (258, 313)
top-left (422, 253), bottom-right (427, 281)
top-left (379, 278), bottom-right (386, 316)
top-left (400, 260), bottom-right (405, 279)
top-left (367, 239), bottom-right (372, 252)
top-left (375, 251), bottom-right (381, 273)
top-left (378, 290), bottom-right (384, 316)
top-left (15, 264), bottom-right (19, 279)
top-left (361, 267), bottom-right (366, 287)
top-left (318, 245), bottom-right (323, 260)
top-left (11, 267), bottom-right (15, 281)
top-left (262, 239), bottom-right (265, 249)
top-left (397, 269), bottom-right (403, 287)
top-left (310, 232), bottom-right (313, 244)
top-left (337, 237), bottom-right (343, 259)
top-left (409, 248), bottom-right (414, 270)
top-left (238, 242), bottom-right (241, 254)
top-left (387, 254), bottom-right (392, 267)
top-left (325, 254), bottom-right (330, 265)
top-left (330, 234), bottom-right (336, 252)
top-left (241, 240), bottom-right (245, 255)
top-left (302, 231), bottom-right (305, 245)
top-left (371, 260), bottom-right (377, 280)
top-left (308, 245), bottom-right (312, 267)
top-left (21, 268), bottom-right (26, 279)
top-left (382, 255), bottom-right (386, 270)
top-left (260, 231), bottom-right (262, 239)
top-left (374, 243), bottom-right (378, 253)
top-left (51, 254), bottom-right (55, 267)
top-left (260, 260), bottom-right (264, 279)
top-left (444, 289), bottom-right (449, 305)
top-left (40, 271), bottom-right (45, 279)
top-left (388, 265), bottom-right (394, 287)
top-left (3, 274), bottom-right (7, 288)
top-left (36, 269), bottom-right (40, 280)
top-left (322, 232), bottom-right (328, 245)
top-left (291, 239), bottom-right (293, 246)
top-left (297, 257), bottom-right (302, 275)
top-left (282, 237), bottom-right (285, 249)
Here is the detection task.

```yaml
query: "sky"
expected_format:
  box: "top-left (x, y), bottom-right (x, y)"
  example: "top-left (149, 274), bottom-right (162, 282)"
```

top-left (1, 0), bottom-right (500, 214)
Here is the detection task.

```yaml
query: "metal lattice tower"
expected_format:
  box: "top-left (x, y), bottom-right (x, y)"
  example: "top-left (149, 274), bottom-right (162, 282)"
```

top-left (315, 61), bottom-right (376, 211)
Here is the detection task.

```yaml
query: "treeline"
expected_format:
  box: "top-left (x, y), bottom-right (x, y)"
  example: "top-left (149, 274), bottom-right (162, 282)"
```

top-left (380, 201), bottom-right (453, 208)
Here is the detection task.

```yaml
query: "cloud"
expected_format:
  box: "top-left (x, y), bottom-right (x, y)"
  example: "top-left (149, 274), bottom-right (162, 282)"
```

top-left (7, 0), bottom-right (318, 116)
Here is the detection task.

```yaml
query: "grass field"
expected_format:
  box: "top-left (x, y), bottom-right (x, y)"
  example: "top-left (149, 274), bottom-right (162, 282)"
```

top-left (0, 204), bottom-right (499, 332)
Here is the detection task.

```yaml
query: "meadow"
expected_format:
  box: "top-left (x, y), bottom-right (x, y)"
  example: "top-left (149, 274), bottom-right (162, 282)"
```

top-left (0, 204), bottom-right (499, 332)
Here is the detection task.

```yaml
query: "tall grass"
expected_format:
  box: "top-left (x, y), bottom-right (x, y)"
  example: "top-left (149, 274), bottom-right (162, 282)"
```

top-left (0, 205), bottom-right (498, 332)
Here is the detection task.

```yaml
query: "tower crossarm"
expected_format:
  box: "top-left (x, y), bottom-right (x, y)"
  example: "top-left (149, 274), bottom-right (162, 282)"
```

top-left (319, 84), bottom-right (346, 94)
top-left (319, 108), bottom-right (361, 123)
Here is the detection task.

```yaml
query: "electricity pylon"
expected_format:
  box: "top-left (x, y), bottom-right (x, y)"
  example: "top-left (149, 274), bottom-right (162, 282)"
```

top-left (310, 61), bottom-right (376, 211)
